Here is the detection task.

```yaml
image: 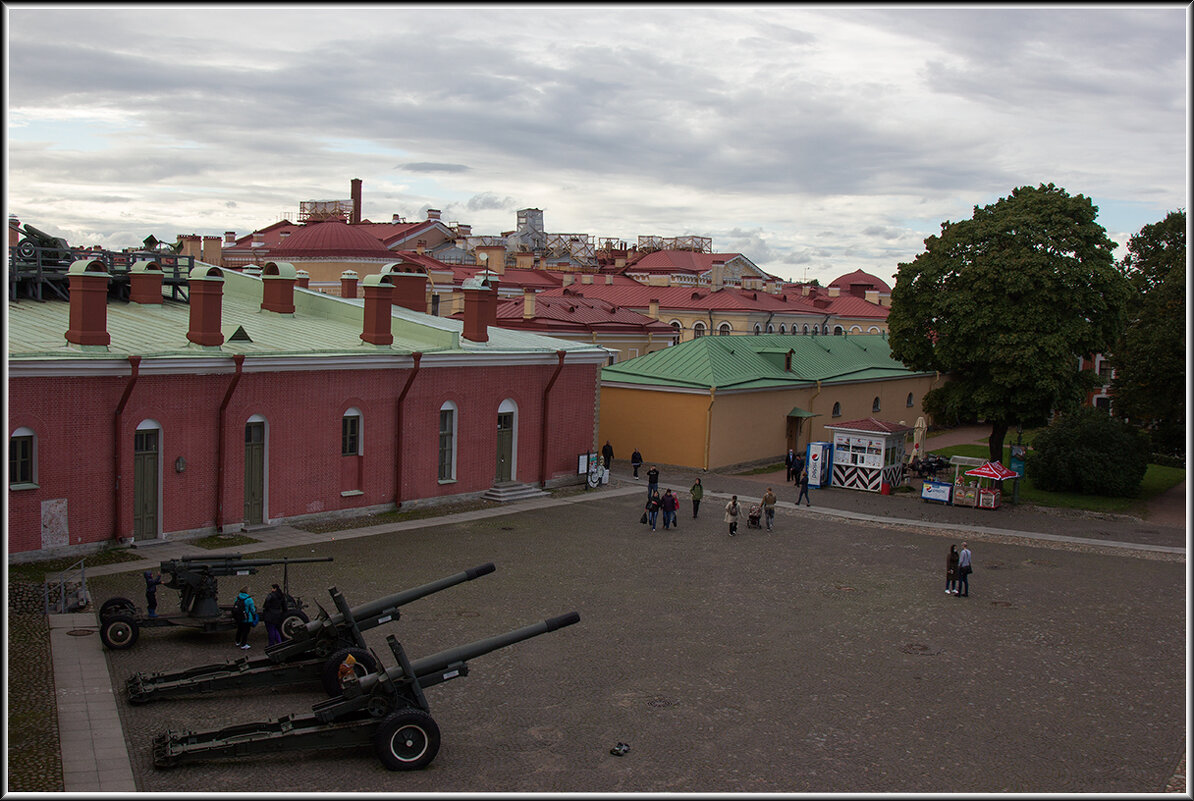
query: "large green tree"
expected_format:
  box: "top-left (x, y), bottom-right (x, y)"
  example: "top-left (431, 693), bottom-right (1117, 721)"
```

top-left (887, 183), bottom-right (1132, 461)
top-left (1110, 209), bottom-right (1186, 455)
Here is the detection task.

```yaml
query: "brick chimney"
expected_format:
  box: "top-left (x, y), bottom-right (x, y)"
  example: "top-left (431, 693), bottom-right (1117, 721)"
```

top-left (65, 259), bottom-right (111, 347)
top-left (296, 270), bottom-right (310, 289)
top-left (224, 231), bottom-right (237, 244)
top-left (384, 264), bottom-right (428, 313)
top-left (523, 289), bottom-right (536, 320)
top-left (340, 270), bottom-right (359, 298)
top-left (252, 231), bottom-right (265, 247)
top-left (415, 239), bottom-right (426, 255)
top-left (351, 178), bottom-right (362, 225)
top-left (461, 273), bottom-right (499, 343)
top-left (187, 266), bottom-right (225, 347)
top-left (476, 245), bottom-right (507, 275)
top-left (648, 298), bottom-right (659, 319)
top-left (711, 259), bottom-right (725, 291)
top-left (129, 260), bottom-right (164, 305)
top-left (179, 234), bottom-right (202, 261)
top-left (261, 262), bottom-right (297, 314)
top-left (606, 275), bottom-right (614, 285)
top-left (202, 235), bottom-right (222, 266)
top-left (580, 274), bottom-right (593, 284)
top-left (828, 286), bottom-right (841, 298)
top-left (360, 274), bottom-right (394, 346)
top-left (426, 209), bottom-right (441, 221)
top-left (515, 252), bottom-right (534, 270)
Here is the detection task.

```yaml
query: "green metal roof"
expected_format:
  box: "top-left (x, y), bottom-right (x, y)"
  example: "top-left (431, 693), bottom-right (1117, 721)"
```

top-left (600, 333), bottom-right (927, 391)
top-left (8, 266), bottom-right (606, 361)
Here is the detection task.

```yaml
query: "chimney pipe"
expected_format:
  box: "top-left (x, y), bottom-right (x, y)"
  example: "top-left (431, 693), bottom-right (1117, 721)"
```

top-left (384, 263), bottom-right (428, 312)
top-left (65, 259), bottom-right (111, 347)
top-left (340, 270), bottom-right (359, 298)
top-left (202, 235), bottom-right (222, 266)
top-left (426, 208), bottom-right (441, 221)
top-left (261, 262), bottom-right (297, 314)
top-left (515, 252), bottom-right (534, 270)
top-left (711, 259), bottom-right (725, 291)
top-left (351, 178), bottom-right (362, 225)
top-left (129, 260), bottom-right (164, 305)
top-left (461, 273), bottom-right (499, 343)
top-left (360, 274), bottom-right (394, 345)
top-left (523, 289), bottom-right (536, 320)
top-left (648, 298), bottom-right (660, 319)
top-left (476, 245), bottom-right (507, 275)
top-left (186, 265), bottom-right (225, 347)
top-left (296, 270), bottom-right (310, 289)
top-left (224, 231), bottom-right (237, 244)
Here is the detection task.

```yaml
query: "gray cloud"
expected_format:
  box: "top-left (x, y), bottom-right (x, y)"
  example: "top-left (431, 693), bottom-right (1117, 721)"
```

top-left (401, 162), bottom-right (470, 173)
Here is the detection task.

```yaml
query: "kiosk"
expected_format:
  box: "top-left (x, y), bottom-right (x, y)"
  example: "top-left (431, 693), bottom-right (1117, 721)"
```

top-left (963, 461), bottom-right (1019, 509)
top-left (824, 418), bottom-right (912, 493)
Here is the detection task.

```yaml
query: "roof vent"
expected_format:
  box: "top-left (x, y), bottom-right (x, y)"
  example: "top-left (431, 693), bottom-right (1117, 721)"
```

top-left (230, 325), bottom-right (253, 342)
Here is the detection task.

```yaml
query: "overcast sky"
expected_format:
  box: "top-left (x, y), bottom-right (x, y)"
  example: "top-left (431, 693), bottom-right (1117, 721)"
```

top-left (5, 4), bottom-right (1188, 286)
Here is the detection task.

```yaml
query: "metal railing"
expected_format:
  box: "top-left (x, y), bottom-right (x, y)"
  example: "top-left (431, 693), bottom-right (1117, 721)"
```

top-left (43, 558), bottom-right (90, 615)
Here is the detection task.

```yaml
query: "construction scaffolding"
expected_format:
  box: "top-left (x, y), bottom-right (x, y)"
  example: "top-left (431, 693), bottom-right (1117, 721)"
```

top-left (637, 235), bottom-right (712, 254)
top-left (298, 199), bottom-right (353, 223)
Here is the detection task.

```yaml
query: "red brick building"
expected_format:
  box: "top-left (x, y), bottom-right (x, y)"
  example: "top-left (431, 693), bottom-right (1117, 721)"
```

top-left (8, 261), bottom-right (606, 559)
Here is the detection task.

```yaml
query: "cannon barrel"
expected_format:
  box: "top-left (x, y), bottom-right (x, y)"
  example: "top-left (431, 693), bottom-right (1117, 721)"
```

top-left (342, 562), bottom-right (495, 627)
top-left (380, 612), bottom-right (579, 691)
top-left (21, 223), bottom-right (69, 247)
top-left (161, 555), bottom-right (333, 574)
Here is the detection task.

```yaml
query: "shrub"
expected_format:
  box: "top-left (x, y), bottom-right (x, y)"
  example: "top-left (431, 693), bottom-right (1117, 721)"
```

top-left (1026, 408), bottom-right (1150, 496)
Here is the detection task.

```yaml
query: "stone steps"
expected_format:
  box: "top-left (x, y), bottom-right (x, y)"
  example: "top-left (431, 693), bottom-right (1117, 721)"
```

top-left (480, 481), bottom-right (550, 503)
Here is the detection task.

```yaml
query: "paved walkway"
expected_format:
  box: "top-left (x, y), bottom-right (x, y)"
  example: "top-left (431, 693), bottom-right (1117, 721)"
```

top-left (46, 428), bottom-right (1186, 792)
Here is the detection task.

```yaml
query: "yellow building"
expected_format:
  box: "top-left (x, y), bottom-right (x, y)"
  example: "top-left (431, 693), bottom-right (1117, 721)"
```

top-left (598, 333), bottom-right (945, 471)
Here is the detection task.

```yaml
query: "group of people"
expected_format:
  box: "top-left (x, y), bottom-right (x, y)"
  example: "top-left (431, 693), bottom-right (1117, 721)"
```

top-left (229, 583), bottom-right (290, 648)
top-left (945, 542), bottom-right (973, 596)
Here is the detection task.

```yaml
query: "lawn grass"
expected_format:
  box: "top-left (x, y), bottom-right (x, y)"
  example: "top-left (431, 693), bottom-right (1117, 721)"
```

top-left (925, 442), bottom-right (1185, 514)
top-left (8, 547), bottom-right (146, 583)
top-left (192, 532), bottom-right (261, 549)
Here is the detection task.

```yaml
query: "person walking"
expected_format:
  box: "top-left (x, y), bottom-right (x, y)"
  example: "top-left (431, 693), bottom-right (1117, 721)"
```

top-left (601, 440), bottom-right (614, 469)
top-left (785, 449), bottom-right (797, 482)
top-left (690, 478), bottom-right (703, 518)
top-left (661, 489), bottom-right (678, 530)
top-left (762, 487), bottom-right (777, 532)
top-left (792, 453), bottom-right (805, 486)
top-left (232, 586), bottom-right (258, 649)
top-left (262, 583), bottom-right (286, 646)
top-left (645, 490), bottom-right (662, 531)
top-left (646, 466), bottom-right (660, 499)
top-left (631, 448), bottom-right (643, 479)
top-left (796, 468), bottom-right (811, 506)
top-left (956, 542), bottom-right (972, 597)
top-left (946, 544), bottom-right (960, 595)
top-left (724, 495), bottom-right (741, 537)
top-left (143, 570), bottom-right (162, 618)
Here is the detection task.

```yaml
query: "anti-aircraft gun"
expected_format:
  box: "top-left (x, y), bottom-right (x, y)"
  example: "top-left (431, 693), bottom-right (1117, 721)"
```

top-left (15, 223), bottom-right (73, 267)
top-left (152, 610), bottom-right (579, 771)
top-left (99, 554), bottom-right (332, 651)
top-left (124, 562), bottom-right (496, 703)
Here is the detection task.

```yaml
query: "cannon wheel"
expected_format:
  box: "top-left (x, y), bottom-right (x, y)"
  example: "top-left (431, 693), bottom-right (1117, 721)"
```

top-left (374, 708), bottom-right (440, 771)
top-left (100, 614), bottom-right (140, 650)
top-left (100, 597), bottom-right (136, 619)
top-left (280, 610), bottom-right (310, 640)
top-left (16, 240), bottom-right (38, 261)
top-left (321, 647), bottom-right (379, 696)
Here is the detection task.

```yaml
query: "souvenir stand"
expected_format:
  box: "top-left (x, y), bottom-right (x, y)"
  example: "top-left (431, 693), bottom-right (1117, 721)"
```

top-left (824, 418), bottom-right (912, 493)
top-left (962, 461), bottom-right (1019, 509)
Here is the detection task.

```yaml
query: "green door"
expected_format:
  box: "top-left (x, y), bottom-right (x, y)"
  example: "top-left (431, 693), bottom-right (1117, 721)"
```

top-left (244, 422), bottom-right (265, 525)
top-left (495, 412), bottom-right (513, 482)
top-left (133, 429), bottom-right (159, 539)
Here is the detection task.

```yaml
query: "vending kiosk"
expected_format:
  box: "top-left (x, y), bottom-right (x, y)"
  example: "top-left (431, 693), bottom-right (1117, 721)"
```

top-left (805, 441), bottom-right (833, 488)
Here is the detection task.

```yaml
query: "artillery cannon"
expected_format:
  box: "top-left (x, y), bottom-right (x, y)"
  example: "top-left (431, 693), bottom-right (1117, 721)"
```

top-left (152, 611), bottom-right (579, 771)
top-left (99, 554), bottom-right (332, 650)
top-left (124, 562), bottom-right (496, 703)
top-left (15, 223), bottom-right (73, 266)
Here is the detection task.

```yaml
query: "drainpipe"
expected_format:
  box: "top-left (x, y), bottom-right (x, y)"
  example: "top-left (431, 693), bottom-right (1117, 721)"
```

top-left (215, 354), bottom-right (246, 533)
top-left (703, 387), bottom-right (716, 471)
top-left (393, 352), bottom-right (423, 507)
top-left (538, 350), bottom-right (567, 487)
top-left (807, 379), bottom-right (823, 445)
top-left (113, 355), bottom-right (142, 543)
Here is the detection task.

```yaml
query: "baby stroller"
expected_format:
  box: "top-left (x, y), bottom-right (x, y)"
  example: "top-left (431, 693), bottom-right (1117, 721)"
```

top-left (746, 504), bottom-right (763, 529)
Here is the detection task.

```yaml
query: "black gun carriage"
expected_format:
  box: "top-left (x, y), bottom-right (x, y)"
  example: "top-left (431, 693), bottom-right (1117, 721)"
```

top-left (151, 611), bottom-right (580, 771)
top-left (124, 562), bottom-right (496, 702)
top-left (98, 554), bottom-right (332, 650)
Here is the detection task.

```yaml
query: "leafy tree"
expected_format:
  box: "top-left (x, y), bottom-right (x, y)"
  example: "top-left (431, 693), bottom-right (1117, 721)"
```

top-left (887, 184), bottom-right (1132, 461)
top-left (1110, 210), bottom-right (1186, 455)
top-left (1025, 407), bottom-right (1149, 496)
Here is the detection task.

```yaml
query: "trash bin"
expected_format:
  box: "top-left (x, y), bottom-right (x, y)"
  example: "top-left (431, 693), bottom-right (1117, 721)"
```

top-left (602, 468), bottom-right (610, 485)
top-left (880, 481), bottom-right (891, 495)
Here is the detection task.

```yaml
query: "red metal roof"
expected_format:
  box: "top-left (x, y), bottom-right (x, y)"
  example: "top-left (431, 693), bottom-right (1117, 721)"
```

top-left (490, 293), bottom-right (675, 335)
top-left (829, 268), bottom-right (891, 294)
top-left (625, 250), bottom-right (754, 274)
top-left (269, 221), bottom-right (395, 259)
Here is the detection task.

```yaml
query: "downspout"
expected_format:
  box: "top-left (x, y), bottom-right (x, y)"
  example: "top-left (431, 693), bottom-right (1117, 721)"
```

top-left (215, 354), bottom-right (245, 533)
top-left (113, 355), bottom-right (142, 543)
top-left (703, 387), bottom-right (716, 471)
top-left (538, 350), bottom-right (567, 487)
top-left (808, 379), bottom-right (823, 446)
top-left (393, 352), bottom-right (423, 508)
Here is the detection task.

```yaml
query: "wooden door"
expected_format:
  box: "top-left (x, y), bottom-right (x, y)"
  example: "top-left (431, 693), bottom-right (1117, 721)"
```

top-left (244, 422), bottom-right (265, 524)
top-left (133, 429), bottom-right (159, 539)
top-left (495, 412), bottom-right (513, 482)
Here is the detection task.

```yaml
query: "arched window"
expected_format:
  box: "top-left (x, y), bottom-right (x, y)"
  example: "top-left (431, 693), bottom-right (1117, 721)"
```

top-left (850, 325), bottom-right (862, 333)
top-left (802, 324), bottom-right (809, 334)
top-left (669, 320), bottom-right (682, 337)
top-left (779, 324), bottom-right (786, 334)
top-left (822, 324), bottom-right (830, 335)
top-left (832, 402), bottom-right (841, 418)
top-left (718, 322), bottom-right (732, 336)
top-left (693, 322), bottom-right (706, 338)
top-left (766, 324), bottom-right (774, 333)
top-left (753, 323), bottom-right (762, 335)
top-left (342, 407), bottom-right (362, 456)
top-left (906, 392), bottom-right (915, 408)
top-left (9, 426), bottom-right (37, 487)
top-left (833, 326), bottom-right (844, 335)
top-left (439, 401), bottom-right (458, 482)
top-left (872, 397), bottom-right (881, 413)
top-left (868, 326), bottom-right (881, 334)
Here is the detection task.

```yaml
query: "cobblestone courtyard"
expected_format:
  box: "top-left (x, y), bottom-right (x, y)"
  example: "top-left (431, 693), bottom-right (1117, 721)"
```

top-left (82, 487), bottom-right (1186, 794)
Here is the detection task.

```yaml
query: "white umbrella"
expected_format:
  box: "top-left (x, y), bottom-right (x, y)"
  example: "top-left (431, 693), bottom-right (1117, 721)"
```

top-left (912, 416), bottom-right (927, 461)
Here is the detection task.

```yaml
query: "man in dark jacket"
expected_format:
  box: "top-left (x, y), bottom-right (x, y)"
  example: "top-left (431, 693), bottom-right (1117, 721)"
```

top-left (601, 441), bottom-right (614, 469)
top-left (262, 583), bottom-right (286, 646)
